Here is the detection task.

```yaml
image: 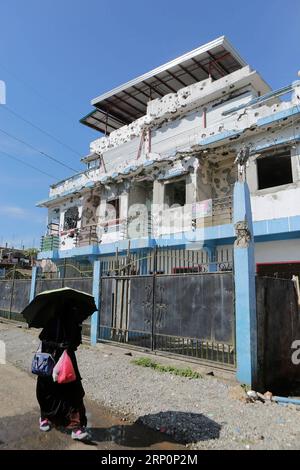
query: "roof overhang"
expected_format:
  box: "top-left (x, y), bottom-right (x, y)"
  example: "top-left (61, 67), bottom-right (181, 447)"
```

top-left (80, 152), bottom-right (100, 164)
top-left (80, 36), bottom-right (247, 135)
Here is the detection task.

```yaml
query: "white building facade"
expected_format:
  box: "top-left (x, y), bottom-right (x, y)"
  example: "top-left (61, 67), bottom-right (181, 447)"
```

top-left (37, 36), bottom-right (300, 280)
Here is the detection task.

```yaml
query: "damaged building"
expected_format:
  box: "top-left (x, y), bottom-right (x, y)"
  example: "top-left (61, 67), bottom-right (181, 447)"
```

top-left (35, 37), bottom-right (300, 388)
top-left (38, 37), bottom-right (300, 276)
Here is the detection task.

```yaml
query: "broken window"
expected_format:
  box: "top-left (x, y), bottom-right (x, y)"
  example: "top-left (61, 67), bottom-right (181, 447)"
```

top-left (164, 179), bottom-right (186, 207)
top-left (106, 198), bottom-right (120, 221)
top-left (87, 159), bottom-right (100, 170)
top-left (63, 206), bottom-right (79, 230)
top-left (257, 148), bottom-right (293, 190)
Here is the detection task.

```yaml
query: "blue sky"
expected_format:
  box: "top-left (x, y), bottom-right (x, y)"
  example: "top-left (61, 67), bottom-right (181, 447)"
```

top-left (0, 0), bottom-right (299, 248)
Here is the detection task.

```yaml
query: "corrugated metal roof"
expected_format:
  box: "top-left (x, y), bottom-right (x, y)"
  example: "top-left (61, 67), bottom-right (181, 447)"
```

top-left (80, 36), bottom-right (247, 135)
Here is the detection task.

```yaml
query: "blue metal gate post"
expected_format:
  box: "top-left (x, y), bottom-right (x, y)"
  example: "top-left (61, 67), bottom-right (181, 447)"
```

top-left (29, 266), bottom-right (38, 302)
top-left (91, 258), bottom-right (101, 345)
top-left (233, 181), bottom-right (257, 387)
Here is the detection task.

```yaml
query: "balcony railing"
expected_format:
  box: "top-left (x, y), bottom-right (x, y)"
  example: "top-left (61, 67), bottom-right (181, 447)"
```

top-left (40, 234), bottom-right (60, 251)
top-left (154, 196), bottom-right (232, 237)
top-left (40, 196), bottom-right (232, 251)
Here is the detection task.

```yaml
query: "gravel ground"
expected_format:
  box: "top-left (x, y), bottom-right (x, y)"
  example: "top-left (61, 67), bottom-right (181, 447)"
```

top-left (1, 321), bottom-right (300, 450)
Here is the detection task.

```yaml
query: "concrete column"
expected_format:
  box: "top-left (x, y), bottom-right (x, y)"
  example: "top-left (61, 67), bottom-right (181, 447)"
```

top-left (291, 143), bottom-right (300, 183)
top-left (91, 258), bottom-right (101, 345)
top-left (153, 180), bottom-right (164, 205)
top-left (186, 173), bottom-right (196, 205)
top-left (29, 266), bottom-right (38, 302)
top-left (120, 192), bottom-right (129, 220)
top-left (196, 159), bottom-right (212, 202)
top-left (233, 181), bottom-right (258, 387)
top-left (246, 155), bottom-right (258, 193)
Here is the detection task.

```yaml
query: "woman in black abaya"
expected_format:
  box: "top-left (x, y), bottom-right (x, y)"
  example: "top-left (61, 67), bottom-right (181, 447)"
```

top-left (36, 303), bottom-right (88, 440)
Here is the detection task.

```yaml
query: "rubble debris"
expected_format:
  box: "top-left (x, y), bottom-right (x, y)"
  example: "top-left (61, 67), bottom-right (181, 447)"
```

top-left (247, 390), bottom-right (258, 400)
top-left (263, 391), bottom-right (273, 400)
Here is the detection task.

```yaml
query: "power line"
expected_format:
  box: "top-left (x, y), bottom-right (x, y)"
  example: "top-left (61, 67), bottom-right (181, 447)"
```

top-left (1, 105), bottom-right (82, 157)
top-left (0, 127), bottom-right (79, 173)
top-left (0, 61), bottom-right (77, 123)
top-left (0, 150), bottom-right (58, 180)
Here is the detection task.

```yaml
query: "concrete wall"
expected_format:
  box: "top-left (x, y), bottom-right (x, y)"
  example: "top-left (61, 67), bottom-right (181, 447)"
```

top-left (49, 167), bottom-right (103, 198)
top-left (128, 183), bottom-right (152, 207)
top-left (102, 137), bottom-right (141, 174)
top-left (149, 90), bottom-right (253, 157)
top-left (251, 186), bottom-right (300, 221)
top-left (90, 66), bottom-right (263, 157)
top-left (246, 142), bottom-right (300, 222)
top-left (81, 187), bottom-right (101, 227)
top-left (196, 156), bottom-right (212, 203)
top-left (255, 239), bottom-right (300, 264)
top-left (214, 240), bottom-right (300, 266)
top-left (211, 157), bottom-right (236, 198)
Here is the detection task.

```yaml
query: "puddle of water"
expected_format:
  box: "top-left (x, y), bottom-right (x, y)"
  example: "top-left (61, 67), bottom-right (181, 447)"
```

top-left (86, 400), bottom-right (184, 450)
top-left (88, 424), bottom-right (183, 450)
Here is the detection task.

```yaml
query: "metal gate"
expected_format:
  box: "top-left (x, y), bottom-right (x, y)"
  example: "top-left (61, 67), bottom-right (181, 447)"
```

top-left (0, 279), bottom-right (32, 322)
top-left (98, 265), bottom-right (235, 367)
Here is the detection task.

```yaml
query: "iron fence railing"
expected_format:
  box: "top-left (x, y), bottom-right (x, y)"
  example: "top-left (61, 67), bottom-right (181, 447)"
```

top-left (98, 326), bottom-right (235, 366)
top-left (40, 196), bottom-right (233, 251)
top-left (99, 246), bottom-right (233, 277)
top-left (0, 278), bottom-right (31, 322)
top-left (154, 333), bottom-right (235, 365)
top-left (99, 326), bottom-right (152, 349)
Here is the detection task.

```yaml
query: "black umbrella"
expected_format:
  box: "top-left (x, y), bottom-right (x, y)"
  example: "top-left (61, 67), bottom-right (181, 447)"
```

top-left (21, 287), bottom-right (97, 328)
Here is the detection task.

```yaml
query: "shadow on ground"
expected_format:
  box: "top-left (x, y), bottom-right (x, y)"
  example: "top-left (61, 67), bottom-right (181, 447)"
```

top-left (73, 410), bottom-right (221, 447)
top-left (0, 410), bottom-right (221, 449)
top-left (135, 411), bottom-right (221, 444)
